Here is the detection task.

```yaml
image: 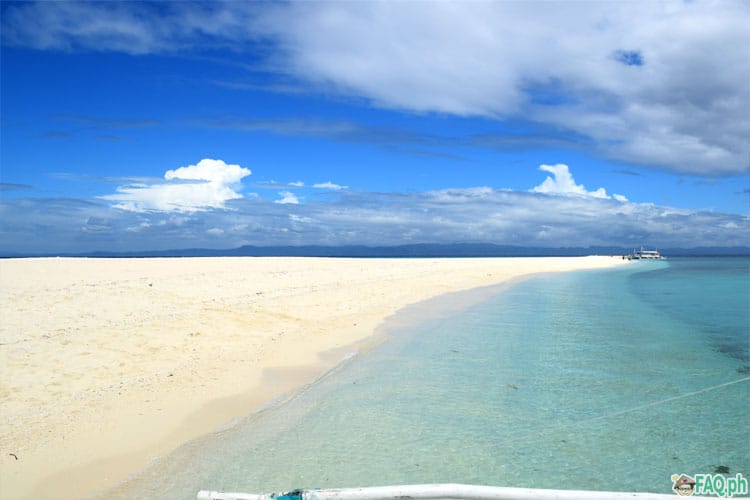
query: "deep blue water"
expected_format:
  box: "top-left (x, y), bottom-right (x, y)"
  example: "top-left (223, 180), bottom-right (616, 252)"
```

top-left (112, 258), bottom-right (750, 498)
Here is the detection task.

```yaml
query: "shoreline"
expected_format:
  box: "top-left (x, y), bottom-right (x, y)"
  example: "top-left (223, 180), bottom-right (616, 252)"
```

top-left (0, 256), bottom-right (627, 499)
top-left (109, 274), bottom-right (539, 497)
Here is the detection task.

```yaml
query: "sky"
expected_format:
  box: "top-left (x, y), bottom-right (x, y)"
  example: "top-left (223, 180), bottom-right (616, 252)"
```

top-left (1, 0), bottom-right (749, 254)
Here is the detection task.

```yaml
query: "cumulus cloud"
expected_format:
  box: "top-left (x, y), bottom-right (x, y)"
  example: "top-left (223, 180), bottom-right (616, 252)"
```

top-left (275, 191), bottom-right (300, 204)
top-left (101, 158), bottom-right (251, 212)
top-left (531, 164), bottom-right (627, 202)
top-left (313, 181), bottom-right (348, 191)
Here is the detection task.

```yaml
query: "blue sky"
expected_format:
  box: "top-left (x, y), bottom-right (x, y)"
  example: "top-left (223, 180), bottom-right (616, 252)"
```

top-left (1, 0), bottom-right (748, 253)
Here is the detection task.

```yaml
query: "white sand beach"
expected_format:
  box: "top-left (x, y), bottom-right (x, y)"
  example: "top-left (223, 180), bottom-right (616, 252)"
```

top-left (0, 256), bottom-right (626, 499)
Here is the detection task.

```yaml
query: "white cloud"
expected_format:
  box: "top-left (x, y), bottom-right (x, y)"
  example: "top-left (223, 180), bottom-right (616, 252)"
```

top-left (289, 181), bottom-right (305, 187)
top-left (313, 181), bottom-right (348, 191)
top-left (531, 164), bottom-right (627, 202)
top-left (289, 214), bottom-right (314, 223)
top-left (255, 1), bottom-right (749, 176)
top-left (275, 191), bottom-right (300, 204)
top-left (0, 1), bottom-right (258, 54)
top-left (4, 1), bottom-right (747, 175)
top-left (164, 158), bottom-right (250, 185)
top-left (427, 187), bottom-right (493, 203)
top-left (3, 181), bottom-right (749, 254)
top-left (126, 221), bottom-right (151, 233)
top-left (612, 194), bottom-right (628, 203)
top-left (101, 158), bottom-right (251, 212)
top-left (264, 187), bottom-right (748, 249)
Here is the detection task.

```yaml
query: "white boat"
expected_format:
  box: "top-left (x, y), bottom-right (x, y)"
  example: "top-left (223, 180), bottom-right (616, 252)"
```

top-left (630, 247), bottom-right (664, 260)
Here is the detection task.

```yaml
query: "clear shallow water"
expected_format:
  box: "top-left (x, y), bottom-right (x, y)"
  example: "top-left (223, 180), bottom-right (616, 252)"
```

top-left (112, 258), bottom-right (749, 498)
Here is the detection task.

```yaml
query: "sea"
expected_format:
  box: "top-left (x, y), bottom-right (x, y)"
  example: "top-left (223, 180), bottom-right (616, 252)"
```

top-left (111, 257), bottom-right (750, 498)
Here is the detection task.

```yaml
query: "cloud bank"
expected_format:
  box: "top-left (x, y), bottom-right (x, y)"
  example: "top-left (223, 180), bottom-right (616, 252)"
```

top-left (255, 1), bottom-right (749, 176)
top-left (3, 162), bottom-right (746, 254)
top-left (2, 1), bottom-right (748, 177)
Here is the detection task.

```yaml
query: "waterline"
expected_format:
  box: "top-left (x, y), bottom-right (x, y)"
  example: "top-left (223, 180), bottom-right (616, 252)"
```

top-left (111, 259), bottom-right (750, 498)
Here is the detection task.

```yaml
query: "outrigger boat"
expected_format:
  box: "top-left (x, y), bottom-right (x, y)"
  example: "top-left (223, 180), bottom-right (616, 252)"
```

top-left (197, 483), bottom-right (696, 500)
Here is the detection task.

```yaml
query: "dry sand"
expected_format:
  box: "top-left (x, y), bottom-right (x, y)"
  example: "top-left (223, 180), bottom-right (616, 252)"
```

top-left (0, 256), bottom-right (626, 499)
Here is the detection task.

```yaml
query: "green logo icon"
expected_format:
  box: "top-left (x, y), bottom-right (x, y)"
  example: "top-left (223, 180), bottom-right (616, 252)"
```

top-left (672, 473), bottom-right (748, 497)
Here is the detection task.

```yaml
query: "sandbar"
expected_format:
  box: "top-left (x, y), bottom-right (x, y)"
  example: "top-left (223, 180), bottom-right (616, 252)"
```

top-left (0, 256), bottom-right (626, 499)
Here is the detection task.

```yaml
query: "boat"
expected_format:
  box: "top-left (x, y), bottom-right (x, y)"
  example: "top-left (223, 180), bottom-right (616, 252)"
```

top-left (628, 246), bottom-right (665, 260)
top-left (197, 483), bottom-right (686, 500)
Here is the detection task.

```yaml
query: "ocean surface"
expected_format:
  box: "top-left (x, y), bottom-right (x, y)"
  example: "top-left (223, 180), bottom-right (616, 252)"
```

top-left (112, 257), bottom-right (749, 498)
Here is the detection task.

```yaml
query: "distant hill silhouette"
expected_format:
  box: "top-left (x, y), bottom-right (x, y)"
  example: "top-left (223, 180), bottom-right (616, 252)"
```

top-left (4, 243), bottom-right (749, 258)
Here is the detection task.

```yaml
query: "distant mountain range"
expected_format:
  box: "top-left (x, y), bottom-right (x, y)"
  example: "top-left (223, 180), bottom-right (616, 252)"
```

top-left (4, 243), bottom-right (749, 258)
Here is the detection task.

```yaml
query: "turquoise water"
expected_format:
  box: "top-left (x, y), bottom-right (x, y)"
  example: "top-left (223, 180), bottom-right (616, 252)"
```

top-left (112, 258), bottom-right (749, 498)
